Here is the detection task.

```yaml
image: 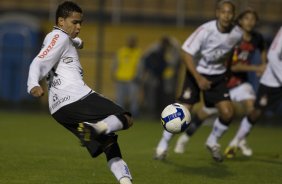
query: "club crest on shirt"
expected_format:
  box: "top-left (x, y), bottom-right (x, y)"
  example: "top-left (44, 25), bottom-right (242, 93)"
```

top-left (259, 95), bottom-right (268, 107)
top-left (63, 57), bottom-right (73, 64)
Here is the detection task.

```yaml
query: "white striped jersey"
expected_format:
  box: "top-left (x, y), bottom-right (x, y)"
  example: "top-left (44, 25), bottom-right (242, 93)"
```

top-left (27, 27), bottom-right (92, 114)
top-left (182, 20), bottom-right (243, 75)
top-left (261, 26), bottom-right (282, 87)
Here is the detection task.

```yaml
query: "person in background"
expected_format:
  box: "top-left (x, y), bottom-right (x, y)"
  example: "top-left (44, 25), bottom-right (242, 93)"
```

top-left (112, 35), bottom-right (142, 117)
top-left (173, 9), bottom-right (267, 159)
top-left (154, 0), bottom-right (242, 162)
top-left (142, 36), bottom-right (176, 117)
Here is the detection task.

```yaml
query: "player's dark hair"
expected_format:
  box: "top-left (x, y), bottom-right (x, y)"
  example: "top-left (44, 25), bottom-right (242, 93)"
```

top-left (216, 0), bottom-right (236, 12)
top-left (236, 8), bottom-right (259, 25)
top-left (55, 1), bottom-right (82, 25)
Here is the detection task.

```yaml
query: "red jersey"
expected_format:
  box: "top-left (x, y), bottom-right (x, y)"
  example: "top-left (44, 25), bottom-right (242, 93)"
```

top-left (227, 31), bottom-right (265, 88)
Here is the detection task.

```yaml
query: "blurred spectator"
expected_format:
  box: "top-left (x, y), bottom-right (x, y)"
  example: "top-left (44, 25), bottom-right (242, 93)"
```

top-left (142, 36), bottom-right (181, 117)
top-left (112, 35), bottom-right (142, 117)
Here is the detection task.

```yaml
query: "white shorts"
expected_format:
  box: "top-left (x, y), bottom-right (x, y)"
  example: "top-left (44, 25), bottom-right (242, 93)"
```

top-left (202, 82), bottom-right (256, 115)
top-left (229, 82), bottom-right (256, 102)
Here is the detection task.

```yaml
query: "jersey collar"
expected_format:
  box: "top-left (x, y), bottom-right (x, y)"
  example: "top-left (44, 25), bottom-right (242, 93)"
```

top-left (53, 26), bottom-right (69, 35)
top-left (216, 20), bottom-right (233, 33)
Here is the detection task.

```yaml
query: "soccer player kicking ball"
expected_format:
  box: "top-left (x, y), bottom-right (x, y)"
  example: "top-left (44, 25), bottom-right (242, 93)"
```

top-left (27, 1), bottom-right (133, 184)
top-left (155, 0), bottom-right (243, 162)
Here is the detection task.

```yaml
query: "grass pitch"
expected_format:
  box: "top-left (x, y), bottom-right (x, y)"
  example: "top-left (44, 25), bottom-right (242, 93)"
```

top-left (0, 111), bottom-right (282, 184)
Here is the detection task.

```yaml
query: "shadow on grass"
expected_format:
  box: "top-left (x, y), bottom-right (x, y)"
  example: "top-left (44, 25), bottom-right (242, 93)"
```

top-left (160, 159), bottom-right (233, 179)
top-left (253, 152), bottom-right (282, 166)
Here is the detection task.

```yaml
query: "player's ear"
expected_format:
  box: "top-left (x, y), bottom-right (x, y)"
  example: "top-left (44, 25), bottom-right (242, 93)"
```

top-left (58, 17), bottom-right (65, 27)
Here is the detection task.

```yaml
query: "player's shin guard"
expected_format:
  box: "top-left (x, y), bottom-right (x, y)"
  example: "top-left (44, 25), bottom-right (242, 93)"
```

top-left (108, 157), bottom-right (132, 183)
top-left (206, 118), bottom-right (228, 146)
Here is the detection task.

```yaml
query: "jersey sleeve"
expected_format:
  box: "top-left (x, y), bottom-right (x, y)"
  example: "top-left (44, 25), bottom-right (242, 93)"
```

top-left (27, 33), bottom-right (68, 93)
top-left (267, 27), bottom-right (282, 62)
top-left (181, 26), bottom-right (206, 56)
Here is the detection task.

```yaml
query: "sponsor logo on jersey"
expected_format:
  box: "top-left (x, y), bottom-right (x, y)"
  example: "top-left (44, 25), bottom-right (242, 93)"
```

top-left (38, 34), bottom-right (60, 58)
top-left (63, 57), bottom-right (73, 63)
top-left (50, 78), bottom-right (61, 88)
top-left (51, 94), bottom-right (70, 109)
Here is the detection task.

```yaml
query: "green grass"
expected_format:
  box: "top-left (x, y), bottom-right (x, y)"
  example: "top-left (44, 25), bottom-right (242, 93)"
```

top-left (0, 111), bottom-right (282, 184)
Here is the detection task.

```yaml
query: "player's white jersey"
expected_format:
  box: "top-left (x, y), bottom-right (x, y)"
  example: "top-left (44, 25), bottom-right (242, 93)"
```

top-left (260, 26), bottom-right (282, 87)
top-left (27, 27), bottom-right (92, 114)
top-left (182, 20), bottom-right (243, 75)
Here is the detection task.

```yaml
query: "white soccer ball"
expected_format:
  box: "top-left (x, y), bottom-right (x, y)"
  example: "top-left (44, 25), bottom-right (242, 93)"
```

top-left (161, 103), bottom-right (191, 134)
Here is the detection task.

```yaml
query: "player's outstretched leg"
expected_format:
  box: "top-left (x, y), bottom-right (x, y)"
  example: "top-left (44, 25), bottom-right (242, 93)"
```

top-left (225, 116), bottom-right (253, 158)
top-left (154, 130), bottom-right (173, 160)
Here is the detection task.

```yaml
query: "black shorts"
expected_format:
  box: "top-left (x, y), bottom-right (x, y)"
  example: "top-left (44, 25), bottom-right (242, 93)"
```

top-left (52, 92), bottom-right (130, 157)
top-left (254, 83), bottom-right (282, 111)
top-left (178, 71), bottom-right (230, 107)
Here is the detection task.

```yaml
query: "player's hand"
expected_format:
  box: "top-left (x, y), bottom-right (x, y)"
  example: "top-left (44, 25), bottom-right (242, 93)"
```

top-left (30, 86), bottom-right (44, 97)
top-left (196, 75), bottom-right (212, 90)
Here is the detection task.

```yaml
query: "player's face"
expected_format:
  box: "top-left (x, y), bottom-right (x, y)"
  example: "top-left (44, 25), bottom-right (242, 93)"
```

top-left (239, 13), bottom-right (257, 33)
top-left (216, 3), bottom-right (235, 31)
top-left (59, 12), bottom-right (83, 38)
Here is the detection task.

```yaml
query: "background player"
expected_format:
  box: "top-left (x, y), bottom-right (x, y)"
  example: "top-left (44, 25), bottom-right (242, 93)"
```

top-left (174, 9), bottom-right (266, 158)
top-left (225, 26), bottom-right (282, 157)
top-left (27, 1), bottom-right (133, 184)
top-left (155, 0), bottom-right (242, 162)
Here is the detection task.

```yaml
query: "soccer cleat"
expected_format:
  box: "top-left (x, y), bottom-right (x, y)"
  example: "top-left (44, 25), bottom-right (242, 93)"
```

top-left (206, 143), bottom-right (223, 162)
top-left (174, 134), bottom-right (189, 154)
top-left (154, 147), bottom-right (167, 160)
top-left (238, 139), bottom-right (253, 157)
top-left (224, 146), bottom-right (237, 159)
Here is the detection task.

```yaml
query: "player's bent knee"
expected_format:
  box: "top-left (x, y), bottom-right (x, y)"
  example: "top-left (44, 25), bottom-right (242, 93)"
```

top-left (116, 113), bottom-right (133, 130)
top-left (219, 108), bottom-right (234, 123)
top-left (125, 114), bottom-right (133, 128)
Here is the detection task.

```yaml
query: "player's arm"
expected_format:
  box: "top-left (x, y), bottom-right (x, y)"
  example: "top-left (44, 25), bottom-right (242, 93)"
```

top-left (183, 53), bottom-right (211, 90)
top-left (182, 26), bottom-right (211, 90)
top-left (231, 62), bottom-right (265, 73)
top-left (27, 34), bottom-right (68, 97)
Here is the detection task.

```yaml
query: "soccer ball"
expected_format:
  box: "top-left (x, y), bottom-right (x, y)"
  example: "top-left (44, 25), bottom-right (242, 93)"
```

top-left (161, 103), bottom-right (191, 134)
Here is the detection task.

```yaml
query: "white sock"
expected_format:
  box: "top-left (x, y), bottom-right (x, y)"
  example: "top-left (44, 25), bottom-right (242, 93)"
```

top-left (177, 133), bottom-right (189, 144)
top-left (108, 157), bottom-right (132, 182)
top-left (120, 177), bottom-right (132, 184)
top-left (94, 115), bottom-right (124, 134)
top-left (157, 130), bottom-right (173, 151)
top-left (229, 117), bottom-right (252, 147)
top-left (206, 118), bottom-right (228, 146)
